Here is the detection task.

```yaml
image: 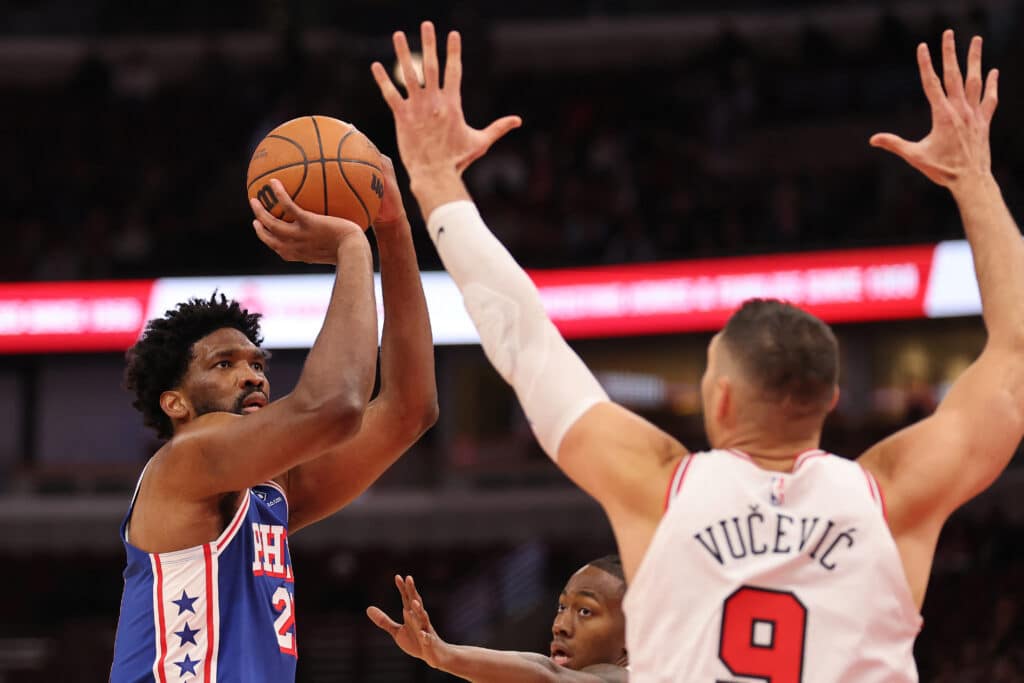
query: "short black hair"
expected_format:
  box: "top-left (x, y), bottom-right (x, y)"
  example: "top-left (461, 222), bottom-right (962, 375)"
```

top-left (587, 555), bottom-right (625, 584)
top-left (720, 299), bottom-right (838, 414)
top-left (124, 293), bottom-right (263, 439)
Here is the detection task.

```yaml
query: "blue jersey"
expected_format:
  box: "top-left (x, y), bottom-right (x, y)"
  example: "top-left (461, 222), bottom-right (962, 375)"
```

top-left (111, 470), bottom-right (297, 682)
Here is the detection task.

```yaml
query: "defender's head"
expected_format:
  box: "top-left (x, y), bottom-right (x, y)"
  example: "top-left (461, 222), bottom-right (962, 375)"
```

top-left (550, 555), bottom-right (628, 670)
top-left (701, 299), bottom-right (839, 448)
top-left (125, 294), bottom-right (269, 439)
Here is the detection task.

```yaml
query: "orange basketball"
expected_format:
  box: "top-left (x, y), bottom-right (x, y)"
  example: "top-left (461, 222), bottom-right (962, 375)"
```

top-left (246, 116), bottom-right (385, 230)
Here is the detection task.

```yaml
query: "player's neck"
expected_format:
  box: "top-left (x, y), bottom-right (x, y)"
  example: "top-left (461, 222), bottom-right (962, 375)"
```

top-left (717, 432), bottom-right (821, 472)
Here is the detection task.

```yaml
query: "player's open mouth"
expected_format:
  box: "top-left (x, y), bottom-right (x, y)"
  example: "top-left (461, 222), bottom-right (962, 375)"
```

top-left (242, 394), bottom-right (268, 413)
top-left (550, 642), bottom-right (571, 666)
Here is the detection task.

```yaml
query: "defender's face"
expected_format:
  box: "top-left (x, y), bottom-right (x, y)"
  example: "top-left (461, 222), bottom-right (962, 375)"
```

top-left (549, 565), bottom-right (626, 670)
top-left (180, 328), bottom-right (270, 418)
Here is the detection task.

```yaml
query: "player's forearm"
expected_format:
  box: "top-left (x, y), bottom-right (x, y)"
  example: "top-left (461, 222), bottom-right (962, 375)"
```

top-left (293, 234), bottom-right (378, 420)
top-left (437, 646), bottom-right (562, 683)
top-left (409, 169), bottom-right (472, 223)
top-left (412, 179), bottom-right (607, 461)
top-left (951, 173), bottom-right (1024, 345)
top-left (373, 215), bottom-right (439, 431)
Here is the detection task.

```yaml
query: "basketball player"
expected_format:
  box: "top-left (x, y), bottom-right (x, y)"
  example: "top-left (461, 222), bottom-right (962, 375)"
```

top-left (368, 556), bottom-right (628, 682)
top-left (110, 158), bottom-right (439, 681)
top-left (374, 23), bottom-right (1020, 680)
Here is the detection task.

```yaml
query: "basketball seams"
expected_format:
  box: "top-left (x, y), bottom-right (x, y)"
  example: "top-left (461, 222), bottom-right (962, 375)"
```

top-left (248, 117), bottom-right (381, 225)
top-left (335, 130), bottom-right (372, 228)
top-left (310, 116), bottom-right (329, 215)
top-left (247, 134), bottom-right (309, 216)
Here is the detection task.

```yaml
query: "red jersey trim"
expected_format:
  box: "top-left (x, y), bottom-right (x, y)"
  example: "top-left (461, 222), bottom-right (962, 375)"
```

top-left (261, 480), bottom-right (289, 508)
top-left (152, 555), bottom-right (169, 683)
top-left (215, 491), bottom-right (251, 552)
top-left (664, 455), bottom-right (694, 510)
top-left (202, 544), bottom-right (216, 683)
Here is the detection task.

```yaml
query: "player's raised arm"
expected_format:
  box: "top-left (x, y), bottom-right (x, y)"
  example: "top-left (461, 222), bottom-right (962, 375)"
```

top-left (371, 22), bottom-right (687, 577)
top-left (860, 30), bottom-right (1024, 606)
top-left (278, 157), bottom-right (440, 532)
top-left (149, 181), bottom-right (379, 498)
top-left (367, 576), bottom-right (628, 683)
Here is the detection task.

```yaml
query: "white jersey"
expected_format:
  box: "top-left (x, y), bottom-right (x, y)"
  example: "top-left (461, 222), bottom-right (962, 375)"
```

top-left (623, 448), bottom-right (922, 683)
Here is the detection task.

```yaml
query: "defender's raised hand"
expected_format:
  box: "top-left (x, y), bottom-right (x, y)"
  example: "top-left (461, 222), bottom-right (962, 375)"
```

top-left (871, 30), bottom-right (998, 191)
top-left (249, 179), bottom-right (367, 264)
top-left (371, 21), bottom-right (521, 180)
top-left (367, 575), bottom-right (450, 669)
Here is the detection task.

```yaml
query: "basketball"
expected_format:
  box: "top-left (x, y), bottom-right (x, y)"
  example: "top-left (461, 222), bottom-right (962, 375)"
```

top-left (246, 116), bottom-right (385, 230)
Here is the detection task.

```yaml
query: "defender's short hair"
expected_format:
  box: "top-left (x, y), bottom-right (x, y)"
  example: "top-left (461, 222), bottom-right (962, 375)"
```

top-left (720, 299), bottom-right (838, 414)
top-left (124, 293), bottom-right (263, 439)
top-left (587, 554), bottom-right (625, 584)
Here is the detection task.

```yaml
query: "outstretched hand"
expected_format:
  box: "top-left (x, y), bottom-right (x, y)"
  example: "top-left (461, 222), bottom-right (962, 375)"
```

top-left (249, 180), bottom-right (366, 264)
top-left (366, 575), bottom-right (450, 669)
top-left (871, 30), bottom-right (998, 191)
top-left (371, 21), bottom-right (522, 179)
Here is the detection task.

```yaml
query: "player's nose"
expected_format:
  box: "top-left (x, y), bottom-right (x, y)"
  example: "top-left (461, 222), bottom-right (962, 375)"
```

top-left (552, 612), bottom-right (573, 637)
top-left (237, 366), bottom-right (264, 389)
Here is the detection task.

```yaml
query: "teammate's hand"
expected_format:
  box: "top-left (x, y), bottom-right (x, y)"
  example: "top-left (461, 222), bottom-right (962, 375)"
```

top-left (373, 156), bottom-right (407, 227)
top-left (870, 30), bottom-right (998, 192)
top-left (371, 21), bottom-right (522, 179)
top-left (249, 179), bottom-right (366, 264)
top-left (366, 575), bottom-right (452, 669)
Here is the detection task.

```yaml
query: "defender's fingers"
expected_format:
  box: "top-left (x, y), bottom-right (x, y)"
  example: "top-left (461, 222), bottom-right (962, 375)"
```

top-left (393, 31), bottom-right (422, 92)
top-left (481, 115), bottom-right (523, 145)
top-left (366, 606), bottom-right (401, 636)
top-left (372, 62), bottom-right (404, 109)
top-left (981, 68), bottom-right (999, 121)
top-left (394, 574), bottom-right (412, 609)
top-left (420, 21), bottom-right (440, 90)
top-left (443, 31), bottom-right (462, 92)
top-left (917, 43), bottom-right (946, 109)
top-left (965, 36), bottom-right (984, 104)
top-left (868, 133), bottom-right (918, 164)
top-left (941, 29), bottom-right (966, 103)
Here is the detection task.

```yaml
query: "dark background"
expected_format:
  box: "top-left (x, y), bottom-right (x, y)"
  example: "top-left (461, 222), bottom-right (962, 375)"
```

top-left (1, 1), bottom-right (1023, 680)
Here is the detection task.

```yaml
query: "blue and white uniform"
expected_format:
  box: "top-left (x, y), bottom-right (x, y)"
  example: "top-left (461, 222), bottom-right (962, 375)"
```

top-left (111, 469), bottom-right (297, 682)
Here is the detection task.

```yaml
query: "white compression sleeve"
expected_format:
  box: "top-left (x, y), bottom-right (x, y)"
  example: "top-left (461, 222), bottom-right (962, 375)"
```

top-left (427, 200), bottom-right (608, 459)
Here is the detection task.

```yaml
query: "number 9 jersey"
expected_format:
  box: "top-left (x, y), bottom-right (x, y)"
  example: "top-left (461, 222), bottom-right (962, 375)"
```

top-left (623, 449), bottom-right (921, 683)
top-left (110, 475), bottom-right (297, 682)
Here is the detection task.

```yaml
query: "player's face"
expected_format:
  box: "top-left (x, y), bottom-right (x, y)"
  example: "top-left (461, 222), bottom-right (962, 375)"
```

top-left (180, 328), bottom-right (271, 418)
top-left (550, 565), bottom-right (626, 670)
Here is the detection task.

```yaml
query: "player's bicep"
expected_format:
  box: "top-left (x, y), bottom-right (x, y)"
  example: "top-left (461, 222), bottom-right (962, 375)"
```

top-left (860, 344), bottom-right (1024, 531)
top-left (558, 401), bottom-right (687, 521)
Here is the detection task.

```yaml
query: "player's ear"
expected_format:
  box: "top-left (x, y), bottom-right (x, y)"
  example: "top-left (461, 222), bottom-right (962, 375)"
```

top-left (160, 390), bottom-right (191, 422)
top-left (828, 385), bottom-right (840, 412)
top-left (715, 376), bottom-right (733, 424)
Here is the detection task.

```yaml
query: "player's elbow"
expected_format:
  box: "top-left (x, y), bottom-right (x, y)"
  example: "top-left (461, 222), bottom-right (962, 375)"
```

top-left (392, 395), bottom-right (440, 442)
top-left (296, 391), bottom-right (368, 441)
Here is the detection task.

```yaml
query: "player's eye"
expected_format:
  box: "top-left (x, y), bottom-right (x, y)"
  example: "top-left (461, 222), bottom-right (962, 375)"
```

top-left (578, 607), bottom-right (592, 617)
top-left (215, 360), bottom-right (231, 369)
top-left (252, 362), bottom-right (264, 372)
top-left (556, 603), bottom-right (566, 613)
